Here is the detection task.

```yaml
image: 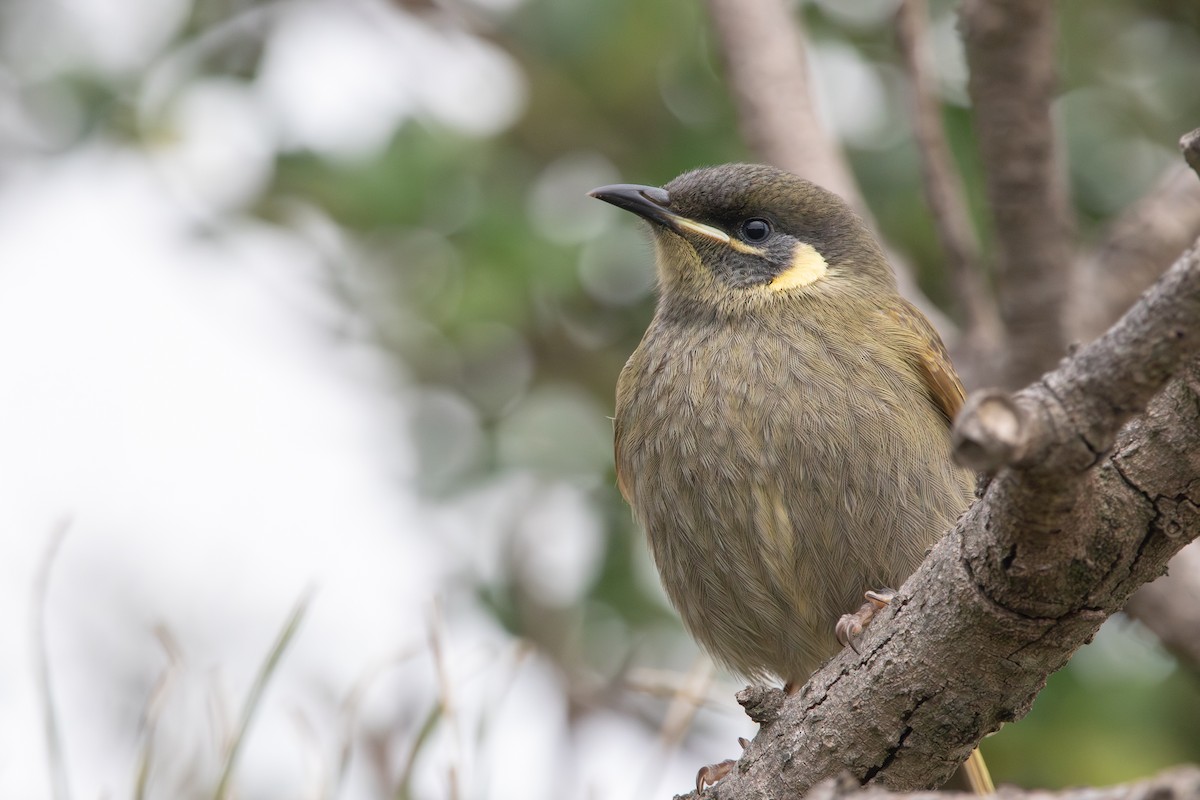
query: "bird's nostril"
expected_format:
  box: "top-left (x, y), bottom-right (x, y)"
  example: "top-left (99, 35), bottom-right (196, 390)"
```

top-left (641, 186), bottom-right (671, 206)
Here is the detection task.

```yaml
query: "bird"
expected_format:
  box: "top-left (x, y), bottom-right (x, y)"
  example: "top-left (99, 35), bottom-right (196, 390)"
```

top-left (588, 163), bottom-right (991, 794)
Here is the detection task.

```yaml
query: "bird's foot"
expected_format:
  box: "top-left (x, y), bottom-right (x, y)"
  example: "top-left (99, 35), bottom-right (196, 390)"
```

top-left (695, 737), bottom-right (749, 793)
top-left (696, 760), bottom-right (735, 794)
top-left (835, 589), bottom-right (896, 652)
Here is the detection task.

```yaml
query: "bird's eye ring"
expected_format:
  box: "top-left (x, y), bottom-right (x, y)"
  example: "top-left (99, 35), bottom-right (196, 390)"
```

top-left (740, 218), bottom-right (772, 243)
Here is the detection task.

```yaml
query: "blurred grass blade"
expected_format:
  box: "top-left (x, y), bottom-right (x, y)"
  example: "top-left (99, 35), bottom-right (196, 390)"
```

top-left (33, 520), bottom-right (72, 800)
top-left (213, 587), bottom-right (314, 800)
top-left (394, 702), bottom-right (442, 800)
top-left (133, 626), bottom-right (186, 800)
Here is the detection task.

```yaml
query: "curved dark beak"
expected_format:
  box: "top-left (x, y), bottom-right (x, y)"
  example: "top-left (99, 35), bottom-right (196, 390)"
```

top-left (587, 183), bottom-right (674, 226)
top-left (588, 183), bottom-right (731, 244)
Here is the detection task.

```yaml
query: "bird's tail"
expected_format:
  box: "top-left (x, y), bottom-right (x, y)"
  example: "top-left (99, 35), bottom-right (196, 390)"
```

top-left (964, 747), bottom-right (995, 795)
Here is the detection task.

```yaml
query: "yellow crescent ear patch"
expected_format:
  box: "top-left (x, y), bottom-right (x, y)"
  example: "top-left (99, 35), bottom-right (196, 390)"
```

top-left (769, 242), bottom-right (828, 290)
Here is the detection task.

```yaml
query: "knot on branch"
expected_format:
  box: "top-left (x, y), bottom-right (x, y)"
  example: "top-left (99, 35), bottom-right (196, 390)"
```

top-left (736, 685), bottom-right (785, 724)
top-left (1182, 128), bottom-right (1200, 177)
top-left (951, 389), bottom-right (1037, 472)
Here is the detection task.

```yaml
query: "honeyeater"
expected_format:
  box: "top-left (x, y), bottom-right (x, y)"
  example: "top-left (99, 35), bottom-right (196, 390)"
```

top-left (589, 163), bottom-right (991, 794)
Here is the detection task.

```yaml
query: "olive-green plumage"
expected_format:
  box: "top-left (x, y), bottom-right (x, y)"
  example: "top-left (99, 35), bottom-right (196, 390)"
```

top-left (592, 164), bottom-right (973, 686)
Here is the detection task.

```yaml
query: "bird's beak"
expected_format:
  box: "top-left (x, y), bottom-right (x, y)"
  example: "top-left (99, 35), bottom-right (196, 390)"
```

top-left (588, 183), bottom-right (731, 245)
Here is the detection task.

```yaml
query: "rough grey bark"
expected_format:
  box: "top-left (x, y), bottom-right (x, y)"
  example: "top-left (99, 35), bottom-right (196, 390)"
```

top-left (960, 0), bottom-right (1074, 389)
top-left (685, 212), bottom-right (1200, 797)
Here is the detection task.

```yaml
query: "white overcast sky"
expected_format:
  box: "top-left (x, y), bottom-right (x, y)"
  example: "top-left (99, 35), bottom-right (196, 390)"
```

top-left (0, 2), bottom-right (734, 797)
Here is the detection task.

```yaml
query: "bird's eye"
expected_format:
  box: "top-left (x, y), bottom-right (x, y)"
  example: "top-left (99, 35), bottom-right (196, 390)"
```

top-left (740, 218), bottom-right (772, 242)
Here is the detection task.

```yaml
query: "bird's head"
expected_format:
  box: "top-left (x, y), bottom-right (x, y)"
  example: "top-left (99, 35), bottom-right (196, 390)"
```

top-left (589, 163), bottom-right (896, 317)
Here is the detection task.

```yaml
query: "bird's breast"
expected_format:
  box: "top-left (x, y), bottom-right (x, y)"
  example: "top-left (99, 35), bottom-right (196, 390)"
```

top-left (614, 313), bottom-right (971, 681)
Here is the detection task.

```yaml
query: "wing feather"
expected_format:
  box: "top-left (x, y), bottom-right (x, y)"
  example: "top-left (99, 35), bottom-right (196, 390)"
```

top-left (887, 302), bottom-right (966, 426)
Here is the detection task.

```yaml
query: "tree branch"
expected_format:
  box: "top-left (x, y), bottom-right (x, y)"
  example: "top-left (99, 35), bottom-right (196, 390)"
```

top-left (1184, 129), bottom-right (1200, 176)
top-left (704, 0), bottom-right (957, 342)
top-left (1067, 81), bottom-right (1200, 675)
top-left (703, 0), bottom-right (862, 212)
top-left (960, 0), bottom-right (1074, 388)
top-left (1070, 166), bottom-right (1200, 343)
top-left (957, 128), bottom-right (1200, 478)
top-left (1125, 540), bottom-right (1200, 669)
top-left (688, 138), bottom-right (1200, 797)
top-left (953, 238), bottom-right (1200, 477)
top-left (895, 0), bottom-right (1002, 368)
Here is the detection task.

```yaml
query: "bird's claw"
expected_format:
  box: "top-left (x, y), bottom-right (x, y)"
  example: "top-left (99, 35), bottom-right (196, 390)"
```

top-left (835, 613), bottom-right (864, 651)
top-left (835, 589), bottom-right (896, 651)
top-left (864, 589), bottom-right (895, 606)
top-left (695, 738), bottom-right (748, 793)
top-left (696, 759), bottom-right (737, 793)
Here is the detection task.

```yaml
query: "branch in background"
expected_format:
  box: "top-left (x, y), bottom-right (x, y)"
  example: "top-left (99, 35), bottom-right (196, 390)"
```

top-left (704, 0), bottom-right (862, 210)
top-left (802, 766), bottom-right (1200, 800)
top-left (1071, 166), bottom-right (1200, 343)
top-left (895, 0), bottom-right (1003, 374)
top-left (704, 0), bottom-right (957, 340)
top-left (1125, 540), bottom-right (1200, 669)
top-left (694, 134), bottom-right (1200, 798)
top-left (961, 0), bottom-right (1073, 389)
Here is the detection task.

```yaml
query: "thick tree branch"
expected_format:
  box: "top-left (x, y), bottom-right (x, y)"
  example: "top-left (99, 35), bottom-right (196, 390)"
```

top-left (895, 0), bottom-right (1002, 368)
top-left (704, 350), bottom-right (1200, 798)
top-left (685, 142), bottom-right (1200, 797)
top-left (961, 0), bottom-right (1074, 389)
top-left (694, 367), bottom-right (1200, 798)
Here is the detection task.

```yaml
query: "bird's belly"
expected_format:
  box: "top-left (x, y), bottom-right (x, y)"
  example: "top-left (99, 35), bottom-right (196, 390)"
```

top-left (617, 348), bottom-right (969, 683)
